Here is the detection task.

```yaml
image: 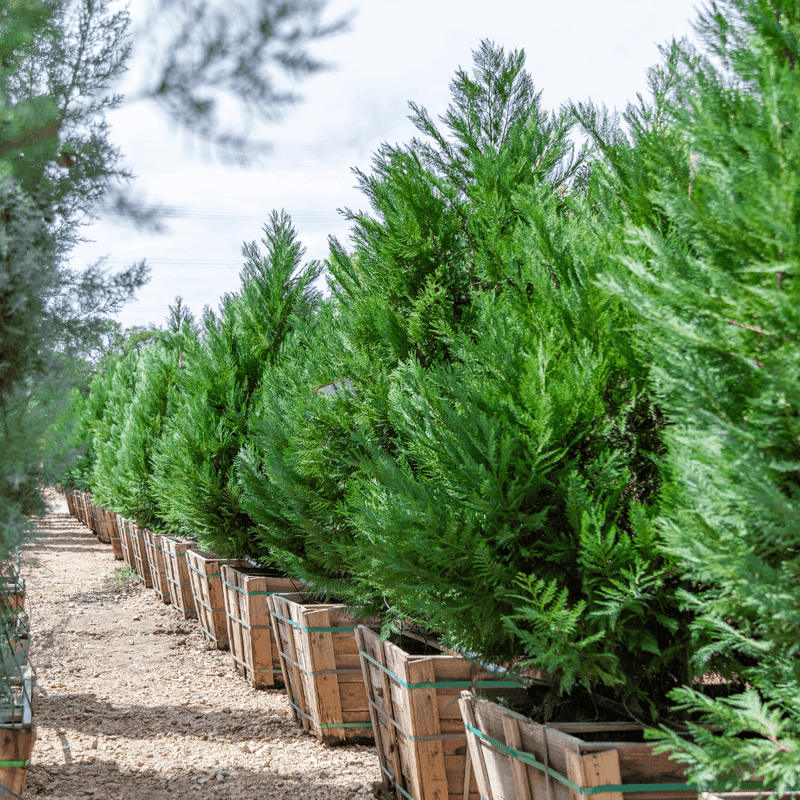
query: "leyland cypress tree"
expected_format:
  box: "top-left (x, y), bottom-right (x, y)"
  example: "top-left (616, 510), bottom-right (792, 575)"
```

top-left (238, 43), bottom-right (584, 601)
top-left (90, 350), bottom-right (138, 509)
top-left (153, 211), bottom-right (321, 553)
top-left (590, 0), bottom-right (800, 789)
top-left (109, 299), bottom-right (199, 528)
top-left (237, 42), bottom-right (690, 726)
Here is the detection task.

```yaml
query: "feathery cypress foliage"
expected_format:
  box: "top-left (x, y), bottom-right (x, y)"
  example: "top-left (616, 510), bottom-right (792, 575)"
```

top-left (590, 0), bottom-right (800, 787)
top-left (153, 210), bottom-right (322, 552)
top-left (237, 42), bottom-right (688, 724)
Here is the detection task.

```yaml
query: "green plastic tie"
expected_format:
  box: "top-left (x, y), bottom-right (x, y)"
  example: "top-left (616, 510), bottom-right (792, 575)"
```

top-left (221, 579), bottom-right (277, 596)
top-left (360, 650), bottom-right (524, 690)
top-left (287, 699), bottom-right (369, 729)
top-left (464, 724), bottom-right (774, 795)
top-left (379, 764), bottom-right (414, 800)
top-left (271, 610), bottom-right (354, 633)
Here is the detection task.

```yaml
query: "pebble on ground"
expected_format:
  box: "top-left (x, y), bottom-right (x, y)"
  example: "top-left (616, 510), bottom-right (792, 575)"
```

top-left (20, 491), bottom-right (385, 800)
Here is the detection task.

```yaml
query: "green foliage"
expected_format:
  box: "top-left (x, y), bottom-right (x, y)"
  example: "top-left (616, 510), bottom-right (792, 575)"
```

top-left (591, 0), bottom-right (800, 788)
top-left (153, 211), bottom-right (322, 551)
top-left (237, 43), bottom-right (687, 724)
top-left (110, 303), bottom-right (198, 528)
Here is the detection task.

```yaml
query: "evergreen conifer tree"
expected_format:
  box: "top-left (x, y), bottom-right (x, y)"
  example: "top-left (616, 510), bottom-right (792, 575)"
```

top-left (237, 42), bottom-right (689, 725)
top-left (588, 0), bottom-right (800, 787)
top-left (153, 211), bottom-right (321, 552)
top-left (108, 299), bottom-right (199, 528)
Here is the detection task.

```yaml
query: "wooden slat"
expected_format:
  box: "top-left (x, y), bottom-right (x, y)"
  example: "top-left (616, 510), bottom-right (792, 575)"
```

top-left (129, 522), bottom-right (153, 588)
top-left (565, 750), bottom-right (623, 800)
top-left (161, 538), bottom-right (197, 618)
top-left (269, 594), bottom-right (308, 731)
top-left (460, 692), bottom-right (493, 800)
top-left (304, 608), bottom-right (345, 744)
top-left (502, 716), bottom-right (533, 800)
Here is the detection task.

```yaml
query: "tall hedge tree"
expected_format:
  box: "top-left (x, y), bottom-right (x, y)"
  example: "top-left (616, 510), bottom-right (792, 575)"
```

top-left (153, 211), bottom-right (322, 551)
top-left (591, 0), bottom-right (800, 789)
top-left (237, 42), bottom-right (693, 725)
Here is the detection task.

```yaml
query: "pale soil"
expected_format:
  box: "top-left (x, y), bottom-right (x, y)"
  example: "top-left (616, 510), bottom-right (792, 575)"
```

top-left (20, 492), bottom-right (384, 800)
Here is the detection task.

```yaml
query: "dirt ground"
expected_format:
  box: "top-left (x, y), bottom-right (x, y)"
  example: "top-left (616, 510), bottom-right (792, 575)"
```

top-left (19, 492), bottom-right (384, 800)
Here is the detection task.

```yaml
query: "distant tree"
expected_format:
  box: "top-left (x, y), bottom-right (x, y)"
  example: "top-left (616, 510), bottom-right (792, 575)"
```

top-left (153, 211), bottom-right (322, 551)
top-left (0, 0), bottom-right (346, 554)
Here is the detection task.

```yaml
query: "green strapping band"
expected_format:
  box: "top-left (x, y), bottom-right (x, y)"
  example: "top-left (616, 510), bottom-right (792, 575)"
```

top-left (379, 764), bottom-right (414, 800)
top-left (360, 650), bottom-right (524, 691)
top-left (0, 760), bottom-right (28, 768)
top-left (271, 610), bottom-right (354, 633)
top-left (465, 724), bottom-right (773, 795)
top-left (288, 699), bottom-right (371, 730)
top-left (188, 563), bottom-right (221, 579)
top-left (197, 619), bottom-right (228, 645)
top-left (222, 579), bottom-right (278, 596)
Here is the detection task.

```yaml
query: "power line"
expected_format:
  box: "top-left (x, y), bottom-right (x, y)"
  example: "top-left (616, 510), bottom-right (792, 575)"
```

top-left (99, 204), bottom-right (345, 223)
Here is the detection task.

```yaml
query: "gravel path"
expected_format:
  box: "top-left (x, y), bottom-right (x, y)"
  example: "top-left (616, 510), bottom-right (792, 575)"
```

top-left (20, 492), bottom-right (383, 799)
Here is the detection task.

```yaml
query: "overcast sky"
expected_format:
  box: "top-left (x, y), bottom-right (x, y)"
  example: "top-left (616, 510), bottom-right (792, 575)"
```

top-left (72, 0), bottom-right (701, 330)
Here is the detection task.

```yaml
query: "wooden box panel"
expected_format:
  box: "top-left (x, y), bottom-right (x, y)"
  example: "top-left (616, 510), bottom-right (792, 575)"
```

top-left (161, 538), bottom-right (197, 619)
top-left (269, 594), bottom-right (374, 745)
top-left (117, 515), bottom-right (135, 569)
top-left (221, 565), bottom-right (303, 688)
top-left (185, 549), bottom-right (249, 649)
top-left (0, 666), bottom-right (38, 798)
top-left (88, 502), bottom-right (102, 538)
top-left (95, 507), bottom-right (114, 544)
top-left (76, 492), bottom-right (88, 527)
top-left (127, 521), bottom-right (153, 588)
top-left (143, 530), bottom-right (171, 604)
top-left (357, 626), bottom-right (527, 800)
top-left (108, 513), bottom-right (124, 561)
top-left (459, 693), bottom-right (701, 800)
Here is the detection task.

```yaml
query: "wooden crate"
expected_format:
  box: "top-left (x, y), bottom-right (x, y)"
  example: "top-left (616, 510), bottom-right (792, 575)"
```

top-left (128, 522), bottom-right (153, 588)
top-left (459, 692), bottom-right (699, 800)
top-left (162, 538), bottom-right (197, 619)
top-left (143, 530), bottom-right (171, 604)
top-left (88, 502), bottom-right (101, 538)
top-left (75, 492), bottom-right (88, 527)
top-left (186, 549), bottom-right (250, 649)
top-left (221, 565), bottom-right (303, 688)
top-left (0, 666), bottom-right (38, 798)
top-left (108, 513), bottom-right (124, 560)
top-left (117, 516), bottom-right (135, 569)
top-left (94, 507), bottom-right (113, 544)
top-left (357, 626), bottom-right (527, 800)
top-left (269, 594), bottom-right (374, 745)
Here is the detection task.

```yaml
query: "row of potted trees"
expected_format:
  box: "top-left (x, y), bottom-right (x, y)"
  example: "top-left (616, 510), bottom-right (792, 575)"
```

top-left (66, 491), bottom-right (734, 800)
top-left (61, 5), bottom-right (800, 793)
